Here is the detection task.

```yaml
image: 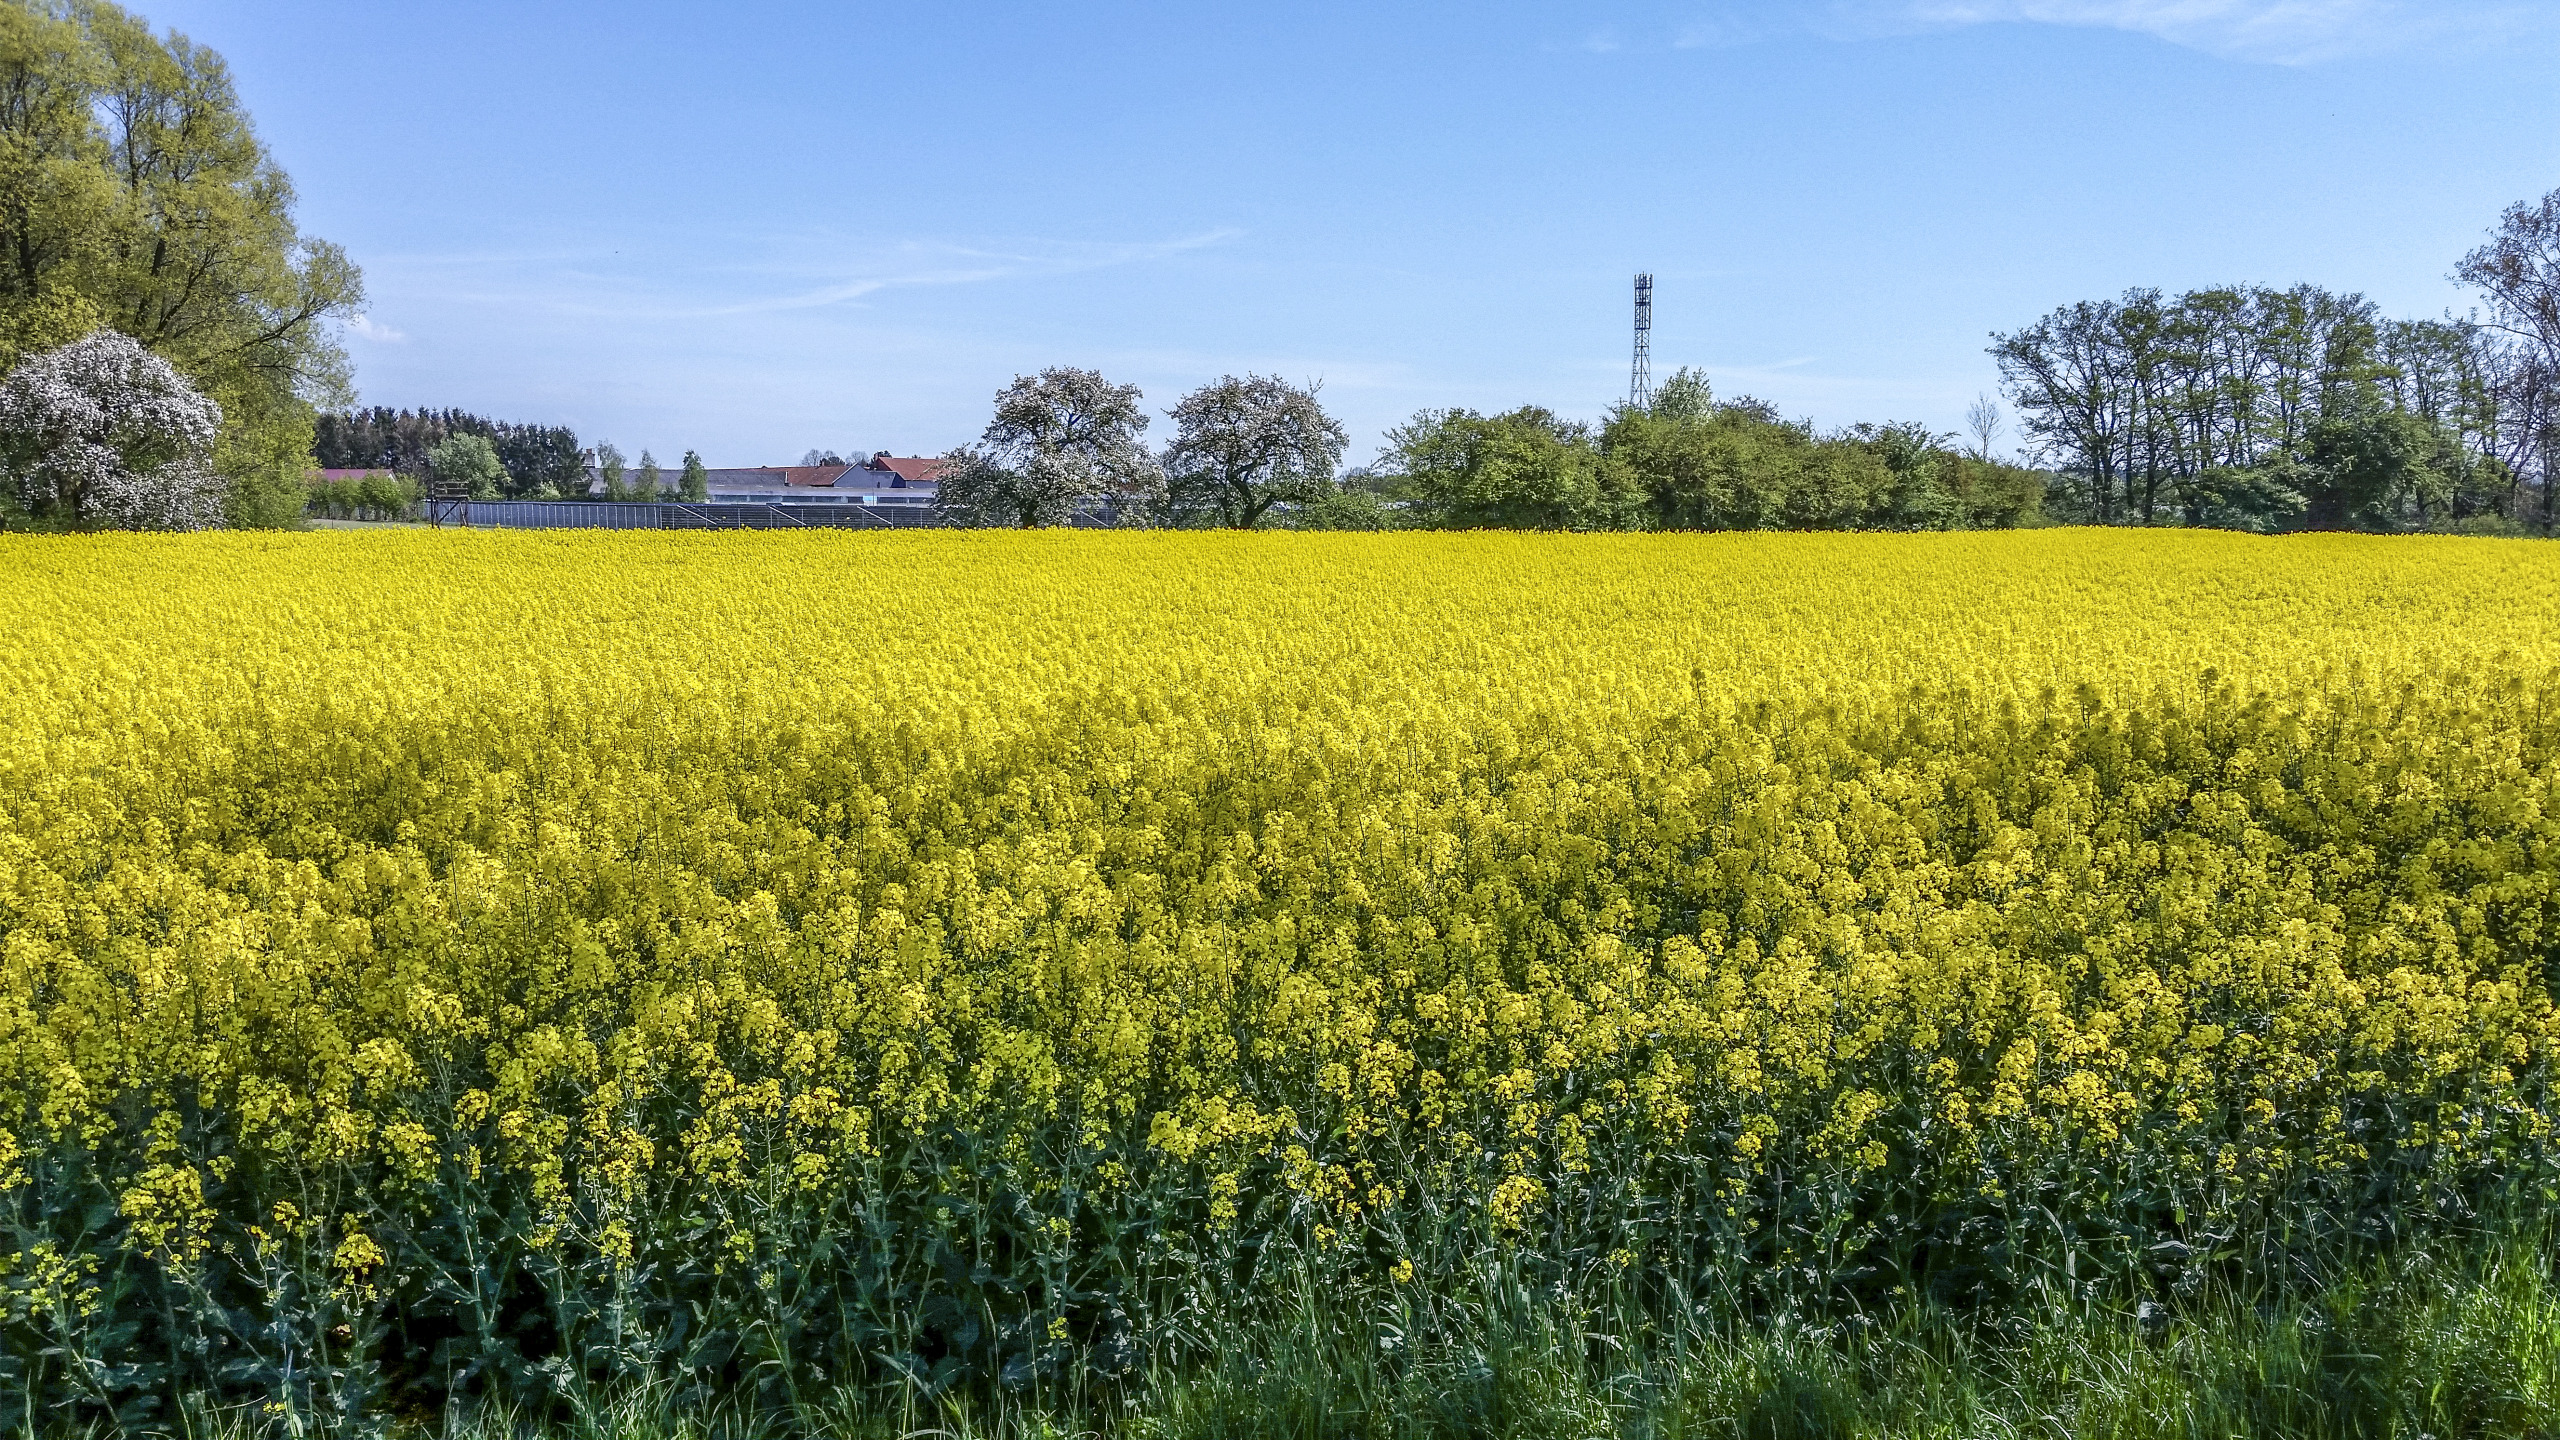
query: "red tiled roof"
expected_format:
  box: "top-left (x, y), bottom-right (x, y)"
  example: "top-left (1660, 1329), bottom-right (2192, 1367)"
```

top-left (874, 456), bottom-right (945, 484)
top-left (780, 465), bottom-right (851, 487)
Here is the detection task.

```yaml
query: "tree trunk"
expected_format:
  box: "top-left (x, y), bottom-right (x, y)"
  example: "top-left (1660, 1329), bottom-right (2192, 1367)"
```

top-left (2543, 421), bottom-right (2557, 532)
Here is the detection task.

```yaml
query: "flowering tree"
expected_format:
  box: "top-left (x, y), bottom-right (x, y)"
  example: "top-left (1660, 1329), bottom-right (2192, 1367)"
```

top-left (1164, 374), bottom-right (1348, 528)
top-left (937, 367), bottom-right (1165, 527)
top-left (0, 330), bottom-right (225, 529)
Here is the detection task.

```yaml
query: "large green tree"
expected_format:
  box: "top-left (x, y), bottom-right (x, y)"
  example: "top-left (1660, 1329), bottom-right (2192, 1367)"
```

top-left (424, 432), bottom-right (504, 501)
top-left (0, 0), bottom-right (360, 526)
top-left (1379, 405), bottom-right (1638, 531)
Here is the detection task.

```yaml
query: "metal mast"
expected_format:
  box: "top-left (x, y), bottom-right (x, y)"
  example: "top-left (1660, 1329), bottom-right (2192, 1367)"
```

top-left (1630, 273), bottom-right (1654, 408)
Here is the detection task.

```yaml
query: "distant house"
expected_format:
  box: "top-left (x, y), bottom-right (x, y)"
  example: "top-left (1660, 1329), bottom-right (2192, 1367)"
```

top-left (590, 452), bottom-right (945, 506)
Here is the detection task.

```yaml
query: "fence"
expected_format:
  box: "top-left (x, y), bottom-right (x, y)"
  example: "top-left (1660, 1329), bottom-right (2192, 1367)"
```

top-left (452, 502), bottom-right (943, 530)
top-left (444, 502), bottom-right (1132, 531)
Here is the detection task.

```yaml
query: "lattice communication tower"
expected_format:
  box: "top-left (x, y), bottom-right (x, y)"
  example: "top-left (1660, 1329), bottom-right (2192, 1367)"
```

top-left (1630, 273), bottom-right (1654, 408)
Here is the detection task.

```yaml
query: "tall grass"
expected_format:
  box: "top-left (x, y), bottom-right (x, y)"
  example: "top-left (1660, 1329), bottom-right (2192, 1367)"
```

top-left (273, 1224), bottom-right (2549, 1440)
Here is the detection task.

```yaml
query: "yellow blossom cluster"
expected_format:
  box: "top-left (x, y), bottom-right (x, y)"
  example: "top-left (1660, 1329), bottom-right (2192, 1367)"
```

top-left (1, 528), bottom-right (2556, 1415)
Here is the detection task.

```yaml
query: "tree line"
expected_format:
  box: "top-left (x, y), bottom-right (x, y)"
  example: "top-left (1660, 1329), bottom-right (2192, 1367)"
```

top-left (1991, 192), bottom-right (2560, 533)
top-left (1992, 287), bottom-right (2511, 530)
top-left (937, 366), bottom-right (2046, 532)
top-left (313, 407), bottom-right (586, 499)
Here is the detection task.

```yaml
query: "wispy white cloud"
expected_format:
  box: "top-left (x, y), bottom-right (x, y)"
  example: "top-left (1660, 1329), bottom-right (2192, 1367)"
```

top-left (345, 226), bottom-right (1257, 463)
top-left (1830, 0), bottom-right (2536, 63)
top-left (693, 229), bottom-right (1246, 318)
top-left (1641, 0), bottom-right (2541, 61)
top-left (373, 227), bottom-right (1245, 322)
top-left (344, 312), bottom-right (405, 343)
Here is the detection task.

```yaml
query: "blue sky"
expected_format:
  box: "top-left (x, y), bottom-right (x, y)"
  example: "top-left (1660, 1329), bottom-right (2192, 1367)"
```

top-left (147, 0), bottom-right (2560, 468)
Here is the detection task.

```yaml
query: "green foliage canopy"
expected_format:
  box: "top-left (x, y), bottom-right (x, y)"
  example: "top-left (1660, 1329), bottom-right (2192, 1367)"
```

top-left (1356, 371), bottom-right (2040, 534)
top-left (424, 432), bottom-right (505, 501)
top-left (597, 440), bottom-right (626, 501)
top-left (1378, 405), bottom-right (1639, 531)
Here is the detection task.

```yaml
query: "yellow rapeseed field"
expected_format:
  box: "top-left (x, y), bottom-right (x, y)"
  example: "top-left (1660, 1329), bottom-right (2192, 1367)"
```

top-left (3, 528), bottom-right (2557, 1419)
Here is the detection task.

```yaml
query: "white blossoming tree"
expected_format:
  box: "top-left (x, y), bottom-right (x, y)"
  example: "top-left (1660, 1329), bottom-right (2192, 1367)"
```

top-left (937, 367), bottom-right (1165, 528)
top-left (1163, 374), bottom-right (1349, 528)
top-left (0, 331), bottom-right (226, 529)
